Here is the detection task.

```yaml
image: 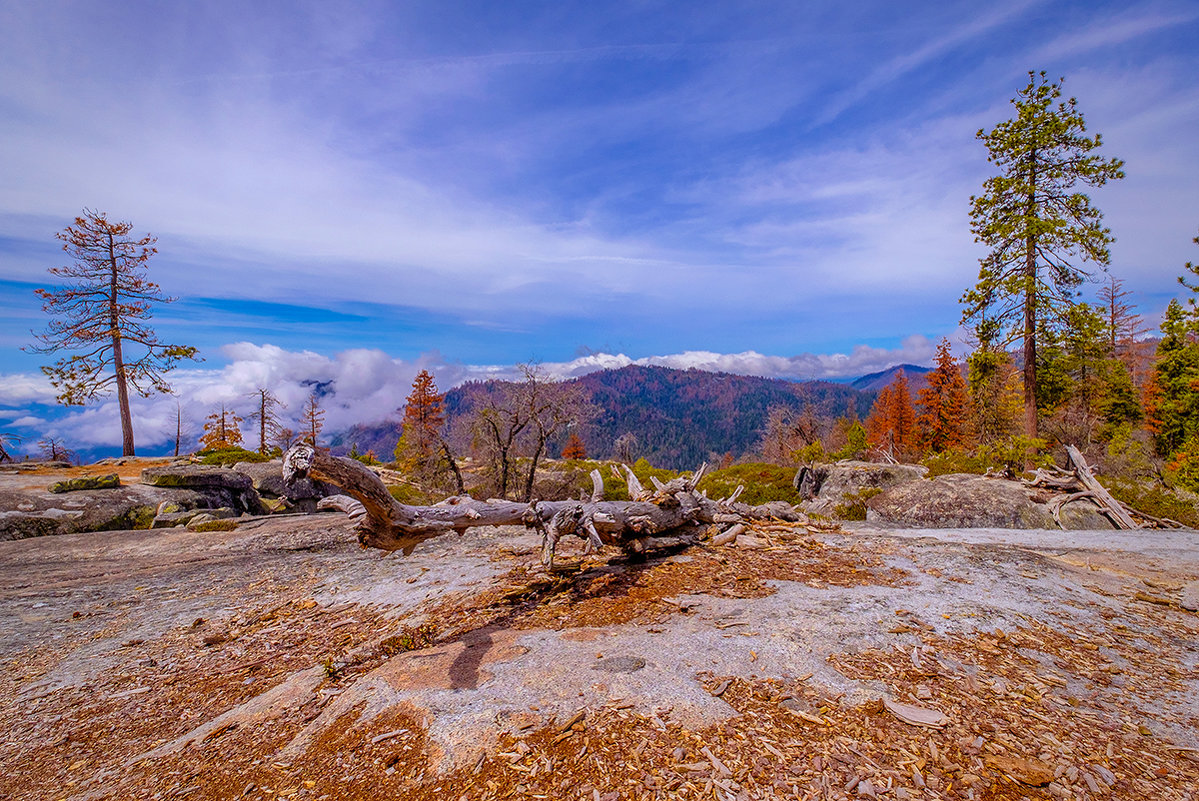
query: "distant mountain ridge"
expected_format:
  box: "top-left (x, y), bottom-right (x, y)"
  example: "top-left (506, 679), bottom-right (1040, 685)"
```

top-left (332, 363), bottom-right (924, 468)
top-left (849, 363), bottom-right (932, 392)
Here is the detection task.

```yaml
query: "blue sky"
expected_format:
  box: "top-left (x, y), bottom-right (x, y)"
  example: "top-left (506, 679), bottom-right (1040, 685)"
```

top-left (1, 1), bottom-right (1197, 453)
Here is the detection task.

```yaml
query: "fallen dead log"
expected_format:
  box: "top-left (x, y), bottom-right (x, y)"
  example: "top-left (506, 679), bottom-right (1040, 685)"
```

top-left (1026, 445), bottom-right (1173, 530)
top-left (283, 444), bottom-right (807, 562)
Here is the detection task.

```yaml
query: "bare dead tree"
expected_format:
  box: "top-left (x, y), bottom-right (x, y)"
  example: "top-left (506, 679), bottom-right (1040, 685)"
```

top-left (471, 365), bottom-right (593, 501)
top-left (247, 387), bottom-right (286, 455)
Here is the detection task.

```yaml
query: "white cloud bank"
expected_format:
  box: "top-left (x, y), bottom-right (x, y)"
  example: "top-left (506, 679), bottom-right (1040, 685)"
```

top-left (0, 338), bottom-right (938, 452)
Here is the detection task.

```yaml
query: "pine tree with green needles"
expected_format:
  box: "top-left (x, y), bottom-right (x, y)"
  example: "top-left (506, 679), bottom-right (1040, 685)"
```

top-left (961, 72), bottom-right (1125, 440)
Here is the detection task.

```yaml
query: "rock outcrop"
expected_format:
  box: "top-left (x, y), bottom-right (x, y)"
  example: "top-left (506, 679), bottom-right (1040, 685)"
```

top-left (141, 464), bottom-right (268, 516)
top-left (232, 460), bottom-right (336, 513)
top-left (865, 473), bottom-right (1116, 529)
top-left (796, 461), bottom-right (927, 517)
top-left (0, 485), bottom-right (207, 541)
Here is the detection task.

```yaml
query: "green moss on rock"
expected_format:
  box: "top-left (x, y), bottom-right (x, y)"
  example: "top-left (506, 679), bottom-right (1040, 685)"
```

top-left (189, 519), bottom-right (239, 532)
top-left (49, 474), bottom-right (121, 493)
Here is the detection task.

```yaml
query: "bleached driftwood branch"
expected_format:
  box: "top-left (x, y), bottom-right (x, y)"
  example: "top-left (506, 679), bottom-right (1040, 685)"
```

top-left (1026, 445), bottom-right (1176, 530)
top-left (283, 444), bottom-right (805, 563)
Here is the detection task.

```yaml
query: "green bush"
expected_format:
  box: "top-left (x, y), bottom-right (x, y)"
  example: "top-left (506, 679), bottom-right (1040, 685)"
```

top-left (1103, 478), bottom-right (1199, 529)
top-left (1103, 425), bottom-right (1158, 480)
top-left (1164, 436), bottom-right (1199, 494)
top-left (795, 442), bottom-right (826, 464)
top-left (532, 458), bottom-right (680, 501)
top-left (540, 459), bottom-right (802, 506)
top-left (831, 487), bottom-right (883, 520)
top-left (348, 443), bottom-right (381, 465)
top-left (197, 447), bottom-right (270, 466)
top-left (190, 519), bottom-right (239, 532)
top-left (830, 422), bottom-right (868, 461)
top-left (922, 437), bottom-right (1052, 478)
top-left (387, 483), bottom-right (438, 506)
top-left (697, 463), bottom-right (802, 505)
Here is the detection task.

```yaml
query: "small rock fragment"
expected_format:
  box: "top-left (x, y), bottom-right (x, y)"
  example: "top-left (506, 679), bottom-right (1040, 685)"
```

top-left (1181, 581), bottom-right (1199, 612)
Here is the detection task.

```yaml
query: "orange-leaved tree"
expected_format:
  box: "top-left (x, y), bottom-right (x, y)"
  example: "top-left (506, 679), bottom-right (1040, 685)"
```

top-left (395, 370), bottom-right (463, 493)
top-left (916, 339), bottom-right (973, 453)
top-left (395, 369), bottom-right (445, 467)
top-left (865, 370), bottom-right (916, 461)
top-left (561, 431), bottom-right (587, 460)
top-left (199, 404), bottom-right (244, 450)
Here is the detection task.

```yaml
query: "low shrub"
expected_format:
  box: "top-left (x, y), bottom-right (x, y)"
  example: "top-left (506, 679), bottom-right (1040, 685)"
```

top-left (197, 447), bottom-right (270, 466)
top-left (1103, 478), bottom-right (1199, 529)
top-left (380, 623), bottom-right (439, 654)
top-left (697, 463), bottom-right (802, 505)
top-left (190, 519), bottom-right (239, 532)
top-left (831, 487), bottom-right (884, 521)
top-left (387, 483), bottom-right (438, 506)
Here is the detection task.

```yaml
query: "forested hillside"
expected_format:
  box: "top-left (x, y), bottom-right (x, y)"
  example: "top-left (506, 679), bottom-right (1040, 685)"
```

top-left (572, 365), bottom-right (864, 466)
top-left (332, 365), bottom-right (873, 468)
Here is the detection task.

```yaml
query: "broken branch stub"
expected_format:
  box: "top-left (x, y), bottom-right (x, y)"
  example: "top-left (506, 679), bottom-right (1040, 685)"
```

top-left (283, 445), bottom-right (808, 562)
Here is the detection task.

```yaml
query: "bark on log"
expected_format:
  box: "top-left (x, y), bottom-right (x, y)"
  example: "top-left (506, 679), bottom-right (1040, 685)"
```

top-left (283, 445), bottom-right (807, 562)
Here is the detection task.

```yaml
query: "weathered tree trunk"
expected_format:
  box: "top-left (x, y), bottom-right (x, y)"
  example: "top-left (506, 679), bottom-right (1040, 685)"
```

top-left (1025, 445), bottom-right (1176, 529)
top-left (437, 437), bottom-right (465, 495)
top-left (283, 445), bottom-right (806, 563)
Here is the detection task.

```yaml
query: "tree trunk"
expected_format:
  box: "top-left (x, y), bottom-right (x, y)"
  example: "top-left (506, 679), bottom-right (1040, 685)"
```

top-left (438, 437), bottom-right (465, 495)
top-left (523, 434), bottom-right (545, 502)
top-left (258, 393), bottom-right (268, 455)
top-left (283, 445), bottom-right (807, 563)
top-left (1022, 154), bottom-right (1039, 444)
top-left (108, 233), bottom-right (135, 456)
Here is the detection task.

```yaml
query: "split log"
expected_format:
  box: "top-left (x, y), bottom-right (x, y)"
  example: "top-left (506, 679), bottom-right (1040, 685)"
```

top-left (283, 444), bottom-right (807, 562)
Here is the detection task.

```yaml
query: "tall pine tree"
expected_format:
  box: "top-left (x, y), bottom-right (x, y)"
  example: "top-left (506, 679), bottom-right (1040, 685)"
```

top-left (27, 210), bottom-right (199, 455)
top-left (1144, 299), bottom-right (1199, 458)
top-left (961, 72), bottom-right (1124, 440)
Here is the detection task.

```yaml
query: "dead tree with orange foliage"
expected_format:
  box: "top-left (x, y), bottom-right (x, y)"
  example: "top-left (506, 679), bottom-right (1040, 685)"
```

top-left (916, 339), bottom-right (973, 453)
top-left (561, 431), bottom-right (587, 460)
top-left (865, 371), bottom-right (916, 462)
top-left (301, 393), bottom-right (326, 447)
top-left (395, 370), bottom-right (463, 493)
